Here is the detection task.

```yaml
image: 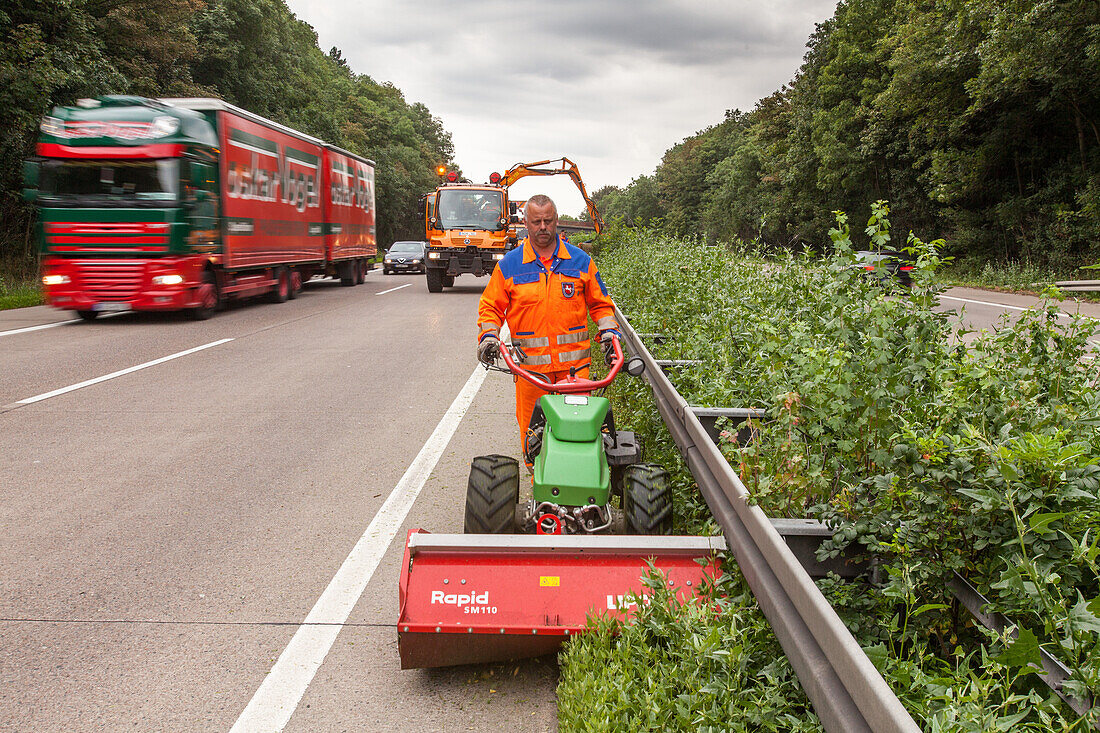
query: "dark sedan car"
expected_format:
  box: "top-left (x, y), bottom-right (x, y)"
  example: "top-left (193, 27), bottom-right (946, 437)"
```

top-left (383, 241), bottom-right (427, 274)
top-left (853, 250), bottom-right (914, 287)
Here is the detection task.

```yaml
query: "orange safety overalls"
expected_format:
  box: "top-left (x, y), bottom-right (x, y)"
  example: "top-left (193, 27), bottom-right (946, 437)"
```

top-left (477, 236), bottom-right (619, 446)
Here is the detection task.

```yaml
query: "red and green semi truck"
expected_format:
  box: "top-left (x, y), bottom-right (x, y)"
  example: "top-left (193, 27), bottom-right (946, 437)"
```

top-left (24, 95), bottom-right (376, 320)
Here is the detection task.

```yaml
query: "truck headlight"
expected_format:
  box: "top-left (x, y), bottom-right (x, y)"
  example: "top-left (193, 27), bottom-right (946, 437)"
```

top-left (428, 252), bottom-right (441, 259)
top-left (151, 116), bottom-right (181, 137)
top-left (152, 274), bottom-right (184, 286)
top-left (43, 274), bottom-right (70, 285)
top-left (40, 117), bottom-right (65, 137)
top-left (493, 253), bottom-right (505, 260)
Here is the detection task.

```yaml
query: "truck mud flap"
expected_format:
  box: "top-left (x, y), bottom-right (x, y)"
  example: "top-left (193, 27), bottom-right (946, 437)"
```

top-left (397, 530), bottom-right (724, 669)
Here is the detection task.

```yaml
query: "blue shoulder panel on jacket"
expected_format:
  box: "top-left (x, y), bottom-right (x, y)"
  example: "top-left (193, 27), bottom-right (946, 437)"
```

top-left (498, 247), bottom-right (539, 281)
top-left (595, 271), bottom-right (609, 296)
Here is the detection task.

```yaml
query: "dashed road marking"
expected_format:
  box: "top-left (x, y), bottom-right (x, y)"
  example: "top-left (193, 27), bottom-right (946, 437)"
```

top-left (375, 283), bottom-right (412, 296)
top-left (10, 338), bottom-right (234, 407)
top-left (0, 312), bottom-right (126, 338)
top-left (940, 294), bottom-right (1075, 318)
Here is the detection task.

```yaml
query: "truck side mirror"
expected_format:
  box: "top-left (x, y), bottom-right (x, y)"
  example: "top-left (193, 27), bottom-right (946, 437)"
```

top-left (22, 160), bottom-right (39, 202)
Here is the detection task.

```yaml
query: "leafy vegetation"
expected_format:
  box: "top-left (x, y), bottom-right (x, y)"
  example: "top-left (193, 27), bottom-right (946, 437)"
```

top-left (0, 0), bottom-right (455, 289)
top-left (593, 1), bottom-right (1100, 271)
top-left (559, 210), bottom-right (1100, 729)
top-left (0, 277), bottom-right (41, 310)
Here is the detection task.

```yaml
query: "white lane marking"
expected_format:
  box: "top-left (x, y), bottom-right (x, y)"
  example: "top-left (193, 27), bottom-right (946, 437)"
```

top-left (229, 361), bottom-right (494, 733)
top-left (0, 312), bottom-right (125, 338)
top-left (940, 294), bottom-right (1100, 346)
top-left (940, 295), bottom-right (1075, 318)
top-left (375, 283), bottom-right (412, 296)
top-left (15, 338), bottom-right (234, 405)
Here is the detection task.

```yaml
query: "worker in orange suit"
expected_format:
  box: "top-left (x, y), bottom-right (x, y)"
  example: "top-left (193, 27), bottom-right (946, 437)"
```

top-left (476, 194), bottom-right (621, 451)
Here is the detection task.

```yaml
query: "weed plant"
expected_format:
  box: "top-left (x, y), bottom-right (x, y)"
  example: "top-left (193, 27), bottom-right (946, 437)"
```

top-left (559, 204), bottom-right (1100, 730)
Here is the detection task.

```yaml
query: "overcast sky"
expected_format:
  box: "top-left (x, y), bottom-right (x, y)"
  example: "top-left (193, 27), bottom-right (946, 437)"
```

top-left (284, 0), bottom-right (838, 216)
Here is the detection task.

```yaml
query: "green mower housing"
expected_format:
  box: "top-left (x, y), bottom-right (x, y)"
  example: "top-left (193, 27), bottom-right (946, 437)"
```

top-left (532, 393), bottom-right (611, 506)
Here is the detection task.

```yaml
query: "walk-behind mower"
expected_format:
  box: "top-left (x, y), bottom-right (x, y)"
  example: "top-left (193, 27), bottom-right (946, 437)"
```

top-left (397, 337), bottom-right (723, 669)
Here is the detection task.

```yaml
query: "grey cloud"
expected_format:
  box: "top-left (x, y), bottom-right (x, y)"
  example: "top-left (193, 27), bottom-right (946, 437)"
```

top-left (286, 0), bottom-right (836, 189)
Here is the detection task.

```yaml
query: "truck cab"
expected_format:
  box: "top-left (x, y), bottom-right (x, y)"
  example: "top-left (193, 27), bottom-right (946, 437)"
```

top-left (423, 174), bottom-right (515, 292)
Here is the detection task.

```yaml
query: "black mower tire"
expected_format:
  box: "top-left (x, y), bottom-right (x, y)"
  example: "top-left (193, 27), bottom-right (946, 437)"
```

top-left (426, 267), bottom-right (444, 293)
top-left (623, 463), bottom-right (673, 535)
top-left (464, 454), bottom-right (519, 534)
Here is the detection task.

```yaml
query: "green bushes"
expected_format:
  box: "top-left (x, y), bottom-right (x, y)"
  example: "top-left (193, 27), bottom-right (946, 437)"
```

top-left (559, 569), bottom-right (819, 733)
top-left (558, 209), bottom-right (1100, 729)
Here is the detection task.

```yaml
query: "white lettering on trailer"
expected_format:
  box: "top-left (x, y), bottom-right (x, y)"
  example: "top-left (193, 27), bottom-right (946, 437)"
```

top-left (226, 148), bottom-right (320, 213)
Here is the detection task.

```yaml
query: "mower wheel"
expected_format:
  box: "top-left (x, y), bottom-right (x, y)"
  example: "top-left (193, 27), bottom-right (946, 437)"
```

top-left (464, 454), bottom-right (519, 534)
top-left (623, 463), bottom-right (673, 535)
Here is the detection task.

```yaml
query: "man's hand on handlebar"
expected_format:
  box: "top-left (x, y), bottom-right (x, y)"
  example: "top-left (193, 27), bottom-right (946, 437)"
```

top-left (477, 333), bottom-right (500, 366)
top-left (599, 329), bottom-right (623, 366)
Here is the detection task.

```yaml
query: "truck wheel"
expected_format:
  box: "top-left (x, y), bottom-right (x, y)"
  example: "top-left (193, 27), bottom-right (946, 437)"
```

top-left (339, 261), bottom-right (355, 287)
top-left (464, 455), bottom-right (519, 534)
top-left (623, 463), bottom-right (673, 535)
top-left (354, 259), bottom-right (365, 285)
top-left (288, 270), bottom-right (302, 299)
top-left (76, 310), bottom-right (99, 321)
top-left (187, 272), bottom-right (219, 320)
top-left (443, 275), bottom-right (455, 287)
top-left (268, 267), bottom-right (289, 303)
top-left (426, 267), bottom-right (444, 293)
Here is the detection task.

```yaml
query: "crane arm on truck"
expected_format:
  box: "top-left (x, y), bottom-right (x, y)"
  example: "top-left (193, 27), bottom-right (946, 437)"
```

top-left (500, 157), bottom-right (603, 235)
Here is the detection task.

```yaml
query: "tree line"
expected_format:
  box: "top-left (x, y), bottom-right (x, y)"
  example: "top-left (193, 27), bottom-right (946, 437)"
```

top-left (594, 0), bottom-right (1100, 271)
top-left (0, 0), bottom-right (454, 278)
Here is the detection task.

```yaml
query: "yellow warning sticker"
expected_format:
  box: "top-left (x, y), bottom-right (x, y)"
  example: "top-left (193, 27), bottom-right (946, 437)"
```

top-left (539, 576), bottom-right (560, 587)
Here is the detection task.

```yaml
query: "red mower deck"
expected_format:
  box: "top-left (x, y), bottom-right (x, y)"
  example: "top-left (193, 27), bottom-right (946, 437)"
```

top-left (397, 530), bottom-right (725, 669)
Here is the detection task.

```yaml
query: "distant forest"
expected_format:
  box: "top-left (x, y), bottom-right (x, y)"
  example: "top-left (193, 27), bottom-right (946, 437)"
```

top-left (0, 0), bottom-right (455, 276)
top-left (594, 0), bottom-right (1100, 270)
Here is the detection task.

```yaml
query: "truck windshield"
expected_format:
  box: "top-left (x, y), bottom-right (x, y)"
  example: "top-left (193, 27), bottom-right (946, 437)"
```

top-left (436, 189), bottom-right (504, 231)
top-left (39, 159), bottom-right (180, 207)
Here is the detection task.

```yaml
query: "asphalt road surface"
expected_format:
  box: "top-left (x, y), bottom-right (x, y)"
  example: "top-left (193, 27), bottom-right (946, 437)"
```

top-left (0, 270), bottom-right (556, 732)
top-left (1, 281), bottom-right (1097, 732)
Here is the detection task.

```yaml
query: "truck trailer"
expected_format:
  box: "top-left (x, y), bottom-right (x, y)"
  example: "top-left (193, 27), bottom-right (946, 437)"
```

top-left (24, 96), bottom-right (376, 320)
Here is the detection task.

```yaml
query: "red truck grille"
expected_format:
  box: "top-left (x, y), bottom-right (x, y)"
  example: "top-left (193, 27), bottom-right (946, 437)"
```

top-left (46, 222), bottom-right (169, 253)
top-left (75, 260), bottom-right (146, 301)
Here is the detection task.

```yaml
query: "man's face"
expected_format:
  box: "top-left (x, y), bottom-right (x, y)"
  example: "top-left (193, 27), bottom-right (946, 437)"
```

top-left (525, 202), bottom-right (558, 248)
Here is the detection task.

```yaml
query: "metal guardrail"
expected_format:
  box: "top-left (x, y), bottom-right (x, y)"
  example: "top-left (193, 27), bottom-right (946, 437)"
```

top-left (947, 573), bottom-right (1095, 721)
top-left (617, 307), bottom-right (920, 733)
top-left (1054, 280), bottom-right (1100, 292)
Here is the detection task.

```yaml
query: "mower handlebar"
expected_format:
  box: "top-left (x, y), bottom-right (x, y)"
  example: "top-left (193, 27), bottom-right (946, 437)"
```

top-left (498, 335), bottom-right (623, 393)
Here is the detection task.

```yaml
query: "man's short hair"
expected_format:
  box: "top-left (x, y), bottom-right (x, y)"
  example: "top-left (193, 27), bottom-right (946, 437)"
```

top-left (524, 195), bottom-right (557, 219)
